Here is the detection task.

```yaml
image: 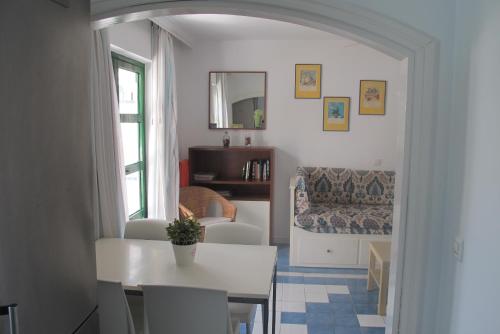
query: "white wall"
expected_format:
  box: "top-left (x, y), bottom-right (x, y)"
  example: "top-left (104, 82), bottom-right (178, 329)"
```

top-left (107, 20), bottom-right (152, 61)
top-left (443, 1), bottom-right (500, 333)
top-left (176, 39), bottom-right (406, 243)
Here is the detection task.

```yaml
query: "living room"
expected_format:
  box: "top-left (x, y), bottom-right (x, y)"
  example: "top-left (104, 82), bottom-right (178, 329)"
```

top-left (104, 14), bottom-right (408, 334)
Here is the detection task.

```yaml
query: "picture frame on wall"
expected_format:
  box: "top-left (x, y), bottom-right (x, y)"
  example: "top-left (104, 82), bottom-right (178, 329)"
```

top-left (295, 64), bottom-right (322, 99)
top-left (359, 80), bottom-right (387, 115)
top-left (323, 97), bottom-right (350, 131)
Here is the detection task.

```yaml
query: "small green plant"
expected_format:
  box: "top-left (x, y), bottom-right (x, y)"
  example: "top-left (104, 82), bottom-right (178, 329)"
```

top-left (166, 217), bottom-right (201, 245)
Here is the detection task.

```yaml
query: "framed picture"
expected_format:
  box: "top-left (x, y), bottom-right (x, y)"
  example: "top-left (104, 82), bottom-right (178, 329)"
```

top-left (359, 80), bottom-right (387, 115)
top-left (295, 64), bottom-right (322, 99)
top-left (323, 97), bottom-right (350, 131)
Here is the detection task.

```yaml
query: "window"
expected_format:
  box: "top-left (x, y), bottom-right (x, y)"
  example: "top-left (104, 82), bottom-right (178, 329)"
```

top-left (112, 52), bottom-right (147, 219)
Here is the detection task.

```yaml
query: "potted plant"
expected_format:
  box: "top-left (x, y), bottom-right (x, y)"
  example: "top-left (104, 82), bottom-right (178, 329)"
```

top-left (166, 217), bottom-right (201, 266)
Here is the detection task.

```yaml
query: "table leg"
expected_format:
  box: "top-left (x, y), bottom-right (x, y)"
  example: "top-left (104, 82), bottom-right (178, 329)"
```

top-left (367, 249), bottom-right (376, 290)
top-left (378, 262), bottom-right (390, 316)
top-left (272, 263), bottom-right (277, 334)
top-left (262, 299), bottom-right (269, 334)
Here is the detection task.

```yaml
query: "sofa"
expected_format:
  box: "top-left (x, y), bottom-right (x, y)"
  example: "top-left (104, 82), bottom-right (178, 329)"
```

top-left (290, 167), bottom-right (395, 267)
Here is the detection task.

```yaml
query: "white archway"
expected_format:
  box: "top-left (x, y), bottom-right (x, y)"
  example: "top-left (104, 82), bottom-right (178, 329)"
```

top-left (92, 2), bottom-right (440, 334)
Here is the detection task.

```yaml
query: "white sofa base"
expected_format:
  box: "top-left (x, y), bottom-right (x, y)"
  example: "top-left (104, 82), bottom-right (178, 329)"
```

top-left (290, 226), bottom-right (391, 268)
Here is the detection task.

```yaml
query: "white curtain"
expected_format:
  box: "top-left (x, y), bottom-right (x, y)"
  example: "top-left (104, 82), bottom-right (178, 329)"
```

top-left (211, 73), bottom-right (230, 128)
top-left (148, 24), bottom-right (179, 221)
top-left (90, 29), bottom-right (128, 238)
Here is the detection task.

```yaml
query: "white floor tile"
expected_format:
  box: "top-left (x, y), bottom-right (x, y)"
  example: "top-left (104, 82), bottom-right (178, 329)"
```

top-left (281, 284), bottom-right (305, 302)
top-left (304, 284), bottom-right (326, 294)
top-left (276, 283), bottom-right (284, 300)
top-left (325, 285), bottom-right (350, 294)
top-left (305, 292), bottom-right (329, 303)
top-left (281, 301), bottom-right (306, 312)
top-left (357, 314), bottom-right (386, 328)
top-left (280, 323), bottom-right (308, 334)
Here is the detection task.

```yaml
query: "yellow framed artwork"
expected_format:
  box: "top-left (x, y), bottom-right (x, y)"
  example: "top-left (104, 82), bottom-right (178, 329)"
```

top-left (359, 80), bottom-right (387, 115)
top-left (323, 97), bottom-right (350, 131)
top-left (295, 64), bottom-right (322, 99)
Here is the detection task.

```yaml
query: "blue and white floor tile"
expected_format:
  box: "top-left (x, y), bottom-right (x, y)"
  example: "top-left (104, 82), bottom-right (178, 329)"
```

top-left (241, 246), bottom-right (386, 334)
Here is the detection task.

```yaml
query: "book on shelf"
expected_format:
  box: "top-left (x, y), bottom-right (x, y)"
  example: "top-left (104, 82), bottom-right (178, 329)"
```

top-left (241, 159), bottom-right (271, 181)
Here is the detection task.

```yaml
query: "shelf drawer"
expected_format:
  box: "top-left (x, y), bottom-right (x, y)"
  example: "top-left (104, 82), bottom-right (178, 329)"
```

top-left (297, 236), bottom-right (359, 266)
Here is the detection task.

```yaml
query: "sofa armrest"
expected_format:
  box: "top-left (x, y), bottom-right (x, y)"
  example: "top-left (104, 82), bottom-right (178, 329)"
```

top-left (289, 175), bottom-right (297, 190)
top-left (293, 173), bottom-right (310, 215)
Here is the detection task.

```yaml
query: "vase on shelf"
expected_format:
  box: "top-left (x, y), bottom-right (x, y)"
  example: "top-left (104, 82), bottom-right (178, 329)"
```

top-left (222, 131), bottom-right (230, 148)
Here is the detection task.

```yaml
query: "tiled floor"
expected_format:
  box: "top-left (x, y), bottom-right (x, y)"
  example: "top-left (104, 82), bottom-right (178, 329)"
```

top-left (241, 246), bottom-right (386, 334)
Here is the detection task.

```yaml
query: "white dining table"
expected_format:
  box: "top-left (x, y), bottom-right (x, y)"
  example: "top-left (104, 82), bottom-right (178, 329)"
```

top-left (96, 238), bottom-right (278, 334)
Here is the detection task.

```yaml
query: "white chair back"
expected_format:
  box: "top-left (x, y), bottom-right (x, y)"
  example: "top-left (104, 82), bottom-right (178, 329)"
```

top-left (124, 219), bottom-right (169, 240)
top-left (97, 280), bottom-right (136, 334)
top-left (142, 285), bottom-right (234, 334)
top-left (204, 222), bottom-right (263, 245)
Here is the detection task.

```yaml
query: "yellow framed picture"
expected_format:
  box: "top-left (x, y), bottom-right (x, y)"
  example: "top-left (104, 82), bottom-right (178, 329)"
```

top-left (323, 97), bottom-right (350, 131)
top-left (359, 80), bottom-right (387, 115)
top-left (295, 64), bottom-right (322, 99)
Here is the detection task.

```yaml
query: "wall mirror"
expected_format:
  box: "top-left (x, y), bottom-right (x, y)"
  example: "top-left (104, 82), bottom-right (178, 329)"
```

top-left (209, 71), bottom-right (266, 130)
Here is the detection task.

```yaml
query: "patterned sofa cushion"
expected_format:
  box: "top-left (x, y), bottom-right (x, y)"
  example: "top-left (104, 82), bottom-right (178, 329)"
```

top-left (303, 167), bottom-right (353, 205)
top-left (351, 170), bottom-right (395, 205)
top-left (295, 204), bottom-right (393, 235)
top-left (293, 167), bottom-right (395, 235)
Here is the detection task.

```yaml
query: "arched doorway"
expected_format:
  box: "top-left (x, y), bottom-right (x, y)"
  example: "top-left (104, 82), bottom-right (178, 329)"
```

top-left (92, 2), bottom-right (440, 334)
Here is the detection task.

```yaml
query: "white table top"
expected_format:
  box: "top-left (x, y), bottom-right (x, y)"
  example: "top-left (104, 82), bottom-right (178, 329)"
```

top-left (96, 238), bottom-right (278, 300)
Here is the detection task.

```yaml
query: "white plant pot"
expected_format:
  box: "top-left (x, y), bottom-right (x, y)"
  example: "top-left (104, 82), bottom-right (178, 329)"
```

top-left (172, 243), bottom-right (197, 266)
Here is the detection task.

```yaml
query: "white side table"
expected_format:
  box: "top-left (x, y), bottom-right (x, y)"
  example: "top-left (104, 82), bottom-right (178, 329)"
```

top-left (367, 241), bottom-right (391, 315)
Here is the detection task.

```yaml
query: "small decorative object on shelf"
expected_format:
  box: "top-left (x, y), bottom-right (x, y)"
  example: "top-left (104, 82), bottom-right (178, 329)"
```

top-left (166, 217), bottom-right (201, 266)
top-left (222, 131), bottom-right (230, 148)
top-left (245, 135), bottom-right (252, 146)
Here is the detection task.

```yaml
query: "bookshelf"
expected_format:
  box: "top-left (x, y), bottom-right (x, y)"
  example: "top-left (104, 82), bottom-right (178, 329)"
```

top-left (189, 146), bottom-right (274, 201)
top-left (188, 146), bottom-right (275, 242)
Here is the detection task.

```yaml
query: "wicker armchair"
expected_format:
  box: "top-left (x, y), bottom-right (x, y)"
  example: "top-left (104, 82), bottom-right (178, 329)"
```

top-left (179, 186), bottom-right (237, 224)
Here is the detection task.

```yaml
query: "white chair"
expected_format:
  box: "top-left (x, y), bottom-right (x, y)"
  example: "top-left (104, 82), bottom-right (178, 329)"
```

top-left (204, 222), bottom-right (263, 333)
top-left (97, 280), bottom-right (136, 334)
top-left (123, 219), bottom-right (169, 333)
top-left (124, 219), bottom-right (169, 241)
top-left (204, 222), bottom-right (263, 245)
top-left (142, 285), bottom-right (240, 334)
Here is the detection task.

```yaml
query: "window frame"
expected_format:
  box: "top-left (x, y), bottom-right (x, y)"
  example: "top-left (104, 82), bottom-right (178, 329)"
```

top-left (111, 52), bottom-right (147, 220)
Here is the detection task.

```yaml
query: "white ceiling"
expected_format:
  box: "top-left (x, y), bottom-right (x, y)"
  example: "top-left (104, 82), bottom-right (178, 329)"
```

top-left (160, 14), bottom-right (348, 42)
